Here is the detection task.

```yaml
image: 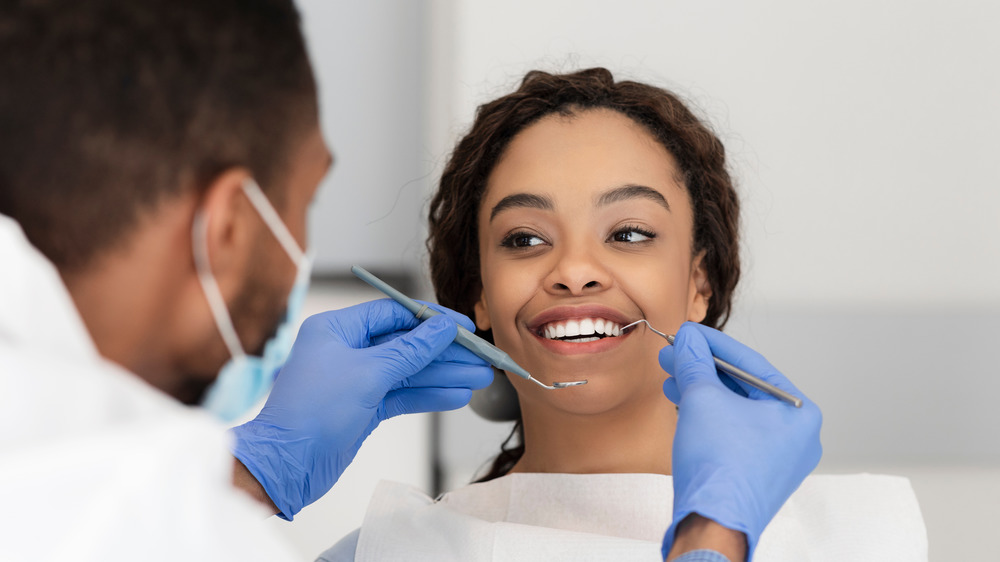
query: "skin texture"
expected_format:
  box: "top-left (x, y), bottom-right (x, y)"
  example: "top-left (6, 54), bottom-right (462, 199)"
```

top-left (63, 126), bottom-right (331, 404)
top-left (233, 459), bottom-right (278, 513)
top-left (668, 514), bottom-right (747, 561)
top-left (474, 109), bottom-right (712, 476)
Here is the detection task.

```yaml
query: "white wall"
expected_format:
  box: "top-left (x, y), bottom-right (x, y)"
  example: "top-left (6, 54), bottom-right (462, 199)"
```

top-left (300, 0), bottom-right (431, 275)
top-left (435, 0), bottom-right (1000, 308)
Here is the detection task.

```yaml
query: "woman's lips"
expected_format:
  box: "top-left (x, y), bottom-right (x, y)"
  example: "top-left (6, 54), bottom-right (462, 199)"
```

top-left (539, 317), bottom-right (623, 339)
top-left (532, 330), bottom-right (631, 355)
top-left (528, 305), bottom-right (633, 331)
top-left (527, 305), bottom-right (636, 356)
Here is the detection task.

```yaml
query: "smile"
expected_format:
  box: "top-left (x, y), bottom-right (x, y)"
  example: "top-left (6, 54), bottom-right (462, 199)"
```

top-left (537, 318), bottom-right (624, 342)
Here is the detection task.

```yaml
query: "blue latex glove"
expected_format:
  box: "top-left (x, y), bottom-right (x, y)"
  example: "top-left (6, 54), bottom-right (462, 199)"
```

top-left (659, 322), bottom-right (822, 560)
top-left (229, 299), bottom-right (493, 520)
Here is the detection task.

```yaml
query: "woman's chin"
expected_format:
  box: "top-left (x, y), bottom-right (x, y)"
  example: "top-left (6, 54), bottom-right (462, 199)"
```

top-left (512, 370), bottom-right (666, 417)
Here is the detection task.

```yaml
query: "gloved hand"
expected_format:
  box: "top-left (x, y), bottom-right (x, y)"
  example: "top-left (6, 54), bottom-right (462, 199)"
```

top-left (229, 299), bottom-right (493, 520)
top-left (659, 322), bottom-right (822, 560)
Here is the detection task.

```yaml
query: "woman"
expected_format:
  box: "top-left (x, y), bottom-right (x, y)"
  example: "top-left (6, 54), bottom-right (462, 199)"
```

top-left (430, 67), bottom-right (737, 482)
top-left (320, 68), bottom-right (926, 561)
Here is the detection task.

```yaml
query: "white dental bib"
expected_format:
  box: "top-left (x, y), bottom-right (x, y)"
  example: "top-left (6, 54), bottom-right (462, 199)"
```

top-left (341, 472), bottom-right (926, 562)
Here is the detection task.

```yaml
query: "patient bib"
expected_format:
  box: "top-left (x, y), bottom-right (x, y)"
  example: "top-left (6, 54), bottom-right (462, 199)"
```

top-left (353, 473), bottom-right (926, 562)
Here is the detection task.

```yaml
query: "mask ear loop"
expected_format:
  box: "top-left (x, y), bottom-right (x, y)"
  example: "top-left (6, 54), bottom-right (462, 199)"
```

top-left (192, 209), bottom-right (246, 362)
top-left (240, 178), bottom-right (305, 266)
top-left (241, 176), bottom-right (314, 331)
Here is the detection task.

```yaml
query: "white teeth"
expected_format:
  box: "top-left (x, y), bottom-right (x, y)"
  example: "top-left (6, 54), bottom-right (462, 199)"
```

top-left (539, 317), bottom-right (623, 341)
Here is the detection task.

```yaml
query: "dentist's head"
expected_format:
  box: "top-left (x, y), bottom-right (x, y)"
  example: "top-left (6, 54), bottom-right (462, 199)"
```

top-left (0, 0), bottom-right (332, 405)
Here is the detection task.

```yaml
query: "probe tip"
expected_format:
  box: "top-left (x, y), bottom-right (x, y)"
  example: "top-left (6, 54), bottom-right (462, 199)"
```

top-left (552, 380), bottom-right (588, 388)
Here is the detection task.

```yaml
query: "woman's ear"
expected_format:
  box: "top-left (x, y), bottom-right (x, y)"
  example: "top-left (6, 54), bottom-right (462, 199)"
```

top-left (473, 286), bottom-right (493, 332)
top-left (686, 251), bottom-right (713, 323)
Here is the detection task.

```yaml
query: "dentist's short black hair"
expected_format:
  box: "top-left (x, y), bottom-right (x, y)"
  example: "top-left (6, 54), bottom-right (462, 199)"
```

top-left (0, 0), bottom-right (317, 270)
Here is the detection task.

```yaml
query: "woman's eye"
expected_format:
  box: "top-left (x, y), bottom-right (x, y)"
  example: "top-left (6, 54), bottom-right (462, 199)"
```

top-left (501, 231), bottom-right (546, 248)
top-left (609, 226), bottom-right (656, 243)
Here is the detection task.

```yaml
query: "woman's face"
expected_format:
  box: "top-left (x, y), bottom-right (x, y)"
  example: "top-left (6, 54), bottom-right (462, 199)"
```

top-left (474, 109), bottom-right (711, 415)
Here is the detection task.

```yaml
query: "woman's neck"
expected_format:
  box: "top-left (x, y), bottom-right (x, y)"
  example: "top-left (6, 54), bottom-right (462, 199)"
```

top-left (510, 390), bottom-right (677, 475)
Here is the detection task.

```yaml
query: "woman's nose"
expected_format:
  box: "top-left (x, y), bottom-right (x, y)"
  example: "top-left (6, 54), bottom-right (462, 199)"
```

top-left (544, 243), bottom-right (613, 295)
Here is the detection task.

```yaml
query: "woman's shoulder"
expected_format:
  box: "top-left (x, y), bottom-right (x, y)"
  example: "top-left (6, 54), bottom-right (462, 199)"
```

top-left (316, 527), bottom-right (360, 562)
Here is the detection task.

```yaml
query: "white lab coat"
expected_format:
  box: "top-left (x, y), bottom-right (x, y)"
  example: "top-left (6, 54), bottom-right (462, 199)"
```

top-left (0, 215), bottom-right (298, 561)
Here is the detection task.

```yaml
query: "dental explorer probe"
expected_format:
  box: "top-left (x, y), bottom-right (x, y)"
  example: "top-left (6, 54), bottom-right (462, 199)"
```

top-left (351, 266), bottom-right (587, 390)
top-left (621, 319), bottom-right (803, 408)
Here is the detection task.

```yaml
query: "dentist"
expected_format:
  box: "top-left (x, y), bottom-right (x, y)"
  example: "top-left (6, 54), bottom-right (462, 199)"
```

top-left (0, 1), bottom-right (490, 558)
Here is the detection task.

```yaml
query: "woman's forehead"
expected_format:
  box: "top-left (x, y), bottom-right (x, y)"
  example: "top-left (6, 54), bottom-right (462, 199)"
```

top-left (481, 109), bottom-right (691, 217)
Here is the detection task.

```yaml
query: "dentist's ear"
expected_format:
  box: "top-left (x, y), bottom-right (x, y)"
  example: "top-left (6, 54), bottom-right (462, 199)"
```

top-left (195, 167), bottom-right (259, 290)
top-left (686, 251), bottom-right (712, 323)
top-left (473, 286), bottom-right (493, 332)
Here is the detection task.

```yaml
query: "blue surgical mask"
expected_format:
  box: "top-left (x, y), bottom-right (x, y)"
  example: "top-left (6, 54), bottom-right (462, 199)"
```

top-left (193, 178), bottom-right (311, 422)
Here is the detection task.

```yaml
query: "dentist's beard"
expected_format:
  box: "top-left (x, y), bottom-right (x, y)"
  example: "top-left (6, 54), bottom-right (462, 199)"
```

top-left (175, 261), bottom-right (289, 406)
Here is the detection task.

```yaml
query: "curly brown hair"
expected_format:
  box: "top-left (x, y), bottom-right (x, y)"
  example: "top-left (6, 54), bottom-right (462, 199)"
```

top-left (426, 67), bottom-right (741, 480)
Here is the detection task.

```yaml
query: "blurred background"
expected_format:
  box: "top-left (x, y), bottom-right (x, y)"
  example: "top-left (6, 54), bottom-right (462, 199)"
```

top-left (264, 0), bottom-right (1000, 559)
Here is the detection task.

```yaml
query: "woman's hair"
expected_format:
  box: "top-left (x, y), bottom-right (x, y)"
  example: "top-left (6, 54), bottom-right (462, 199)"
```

top-left (427, 67), bottom-right (741, 481)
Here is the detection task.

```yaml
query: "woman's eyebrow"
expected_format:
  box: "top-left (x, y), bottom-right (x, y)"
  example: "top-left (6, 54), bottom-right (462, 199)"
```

top-left (596, 184), bottom-right (670, 211)
top-left (489, 193), bottom-right (554, 222)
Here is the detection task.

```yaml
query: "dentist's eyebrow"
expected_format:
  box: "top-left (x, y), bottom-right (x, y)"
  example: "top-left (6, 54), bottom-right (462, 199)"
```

top-left (596, 184), bottom-right (670, 211)
top-left (489, 193), bottom-right (554, 222)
